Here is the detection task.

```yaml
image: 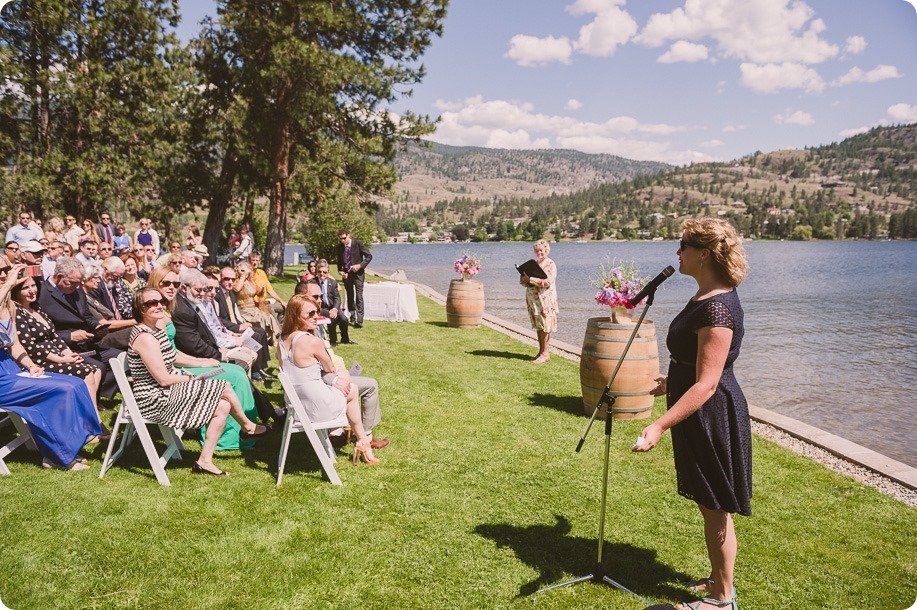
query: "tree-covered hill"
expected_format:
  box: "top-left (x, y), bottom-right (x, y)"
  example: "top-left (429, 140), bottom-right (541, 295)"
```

top-left (379, 124), bottom-right (917, 241)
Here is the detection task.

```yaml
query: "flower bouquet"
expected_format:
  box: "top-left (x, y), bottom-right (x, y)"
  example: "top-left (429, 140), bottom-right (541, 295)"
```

top-left (454, 252), bottom-right (482, 280)
top-left (593, 259), bottom-right (648, 323)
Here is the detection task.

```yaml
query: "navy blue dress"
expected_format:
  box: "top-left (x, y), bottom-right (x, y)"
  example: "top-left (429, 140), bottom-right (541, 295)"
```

top-left (666, 290), bottom-right (752, 516)
top-left (1, 347), bottom-right (101, 467)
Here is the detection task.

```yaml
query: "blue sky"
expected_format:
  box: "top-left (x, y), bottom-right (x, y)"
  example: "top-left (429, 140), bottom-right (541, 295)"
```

top-left (178, 0), bottom-right (917, 165)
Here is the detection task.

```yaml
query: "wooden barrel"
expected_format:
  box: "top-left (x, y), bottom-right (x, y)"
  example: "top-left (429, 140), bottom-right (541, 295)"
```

top-left (446, 279), bottom-right (485, 329)
top-left (580, 316), bottom-right (659, 420)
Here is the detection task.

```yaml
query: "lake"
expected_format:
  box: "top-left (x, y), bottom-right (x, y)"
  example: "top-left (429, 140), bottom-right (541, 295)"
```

top-left (366, 240), bottom-right (917, 468)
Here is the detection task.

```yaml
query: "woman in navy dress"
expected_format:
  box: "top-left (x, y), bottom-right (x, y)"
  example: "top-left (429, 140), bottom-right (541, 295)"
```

top-left (0, 256), bottom-right (101, 471)
top-left (634, 218), bottom-right (750, 610)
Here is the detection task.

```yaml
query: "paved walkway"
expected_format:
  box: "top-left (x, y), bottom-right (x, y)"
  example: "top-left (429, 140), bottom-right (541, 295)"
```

top-left (390, 273), bottom-right (917, 492)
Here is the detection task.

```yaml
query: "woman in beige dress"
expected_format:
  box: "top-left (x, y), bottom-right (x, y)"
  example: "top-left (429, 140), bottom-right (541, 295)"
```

top-left (233, 262), bottom-right (280, 344)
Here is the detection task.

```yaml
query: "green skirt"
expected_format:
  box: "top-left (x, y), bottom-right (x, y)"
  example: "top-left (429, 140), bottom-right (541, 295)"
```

top-left (183, 362), bottom-right (258, 451)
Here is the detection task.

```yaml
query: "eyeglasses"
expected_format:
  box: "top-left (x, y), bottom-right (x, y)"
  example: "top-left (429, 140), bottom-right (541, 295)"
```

top-left (143, 298), bottom-right (168, 308)
top-left (100, 247), bottom-right (113, 251)
top-left (159, 280), bottom-right (180, 288)
top-left (202, 287), bottom-right (215, 292)
top-left (303, 310), bottom-right (317, 319)
top-left (308, 293), bottom-right (322, 300)
top-left (680, 240), bottom-right (704, 250)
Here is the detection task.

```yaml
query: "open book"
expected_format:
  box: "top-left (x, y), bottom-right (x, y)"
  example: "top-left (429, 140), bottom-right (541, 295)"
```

top-left (515, 259), bottom-right (548, 280)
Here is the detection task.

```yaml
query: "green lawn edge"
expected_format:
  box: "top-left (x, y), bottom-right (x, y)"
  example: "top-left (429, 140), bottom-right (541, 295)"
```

top-left (1, 271), bottom-right (914, 609)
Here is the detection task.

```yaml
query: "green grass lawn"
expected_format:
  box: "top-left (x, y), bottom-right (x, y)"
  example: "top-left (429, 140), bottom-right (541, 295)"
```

top-left (1, 272), bottom-right (915, 609)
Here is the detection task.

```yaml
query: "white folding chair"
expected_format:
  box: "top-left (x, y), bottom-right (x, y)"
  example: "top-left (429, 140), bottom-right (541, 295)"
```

top-left (276, 370), bottom-right (348, 486)
top-left (0, 409), bottom-right (38, 475)
top-left (99, 353), bottom-right (185, 486)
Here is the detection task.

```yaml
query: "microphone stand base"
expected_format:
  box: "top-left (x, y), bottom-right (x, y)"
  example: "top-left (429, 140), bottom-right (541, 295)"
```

top-left (536, 562), bottom-right (649, 604)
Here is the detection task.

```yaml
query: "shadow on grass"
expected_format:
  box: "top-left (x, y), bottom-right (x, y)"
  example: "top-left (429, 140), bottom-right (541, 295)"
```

top-left (475, 515), bottom-right (688, 599)
top-left (527, 393), bottom-right (584, 417)
top-left (425, 321), bottom-right (450, 328)
top-left (467, 349), bottom-right (531, 361)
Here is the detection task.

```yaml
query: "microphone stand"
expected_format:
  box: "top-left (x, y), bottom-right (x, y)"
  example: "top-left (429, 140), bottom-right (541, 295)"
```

top-left (536, 290), bottom-right (658, 605)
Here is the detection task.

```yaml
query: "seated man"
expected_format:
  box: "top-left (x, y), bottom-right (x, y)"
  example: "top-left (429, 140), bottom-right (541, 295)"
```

top-left (297, 281), bottom-right (388, 450)
top-left (312, 260), bottom-right (354, 346)
top-left (173, 268), bottom-right (258, 373)
top-left (38, 256), bottom-right (122, 398)
top-left (214, 267), bottom-right (271, 381)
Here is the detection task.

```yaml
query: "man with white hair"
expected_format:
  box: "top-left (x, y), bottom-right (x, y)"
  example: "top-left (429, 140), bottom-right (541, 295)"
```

top-left (92, 256), bottom-right (134, 319)
top-left (180, 248), bottom-right (200, 270)
top-left (172, 268), bottom-right (257, 373)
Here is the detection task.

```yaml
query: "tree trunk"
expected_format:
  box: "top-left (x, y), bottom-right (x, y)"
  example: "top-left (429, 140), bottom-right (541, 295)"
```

top-left (203, 141), bottom-right (239, 265)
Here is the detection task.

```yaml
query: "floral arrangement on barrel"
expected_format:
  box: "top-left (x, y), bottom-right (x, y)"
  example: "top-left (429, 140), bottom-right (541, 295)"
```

top-left (454, 252), bottom-right (482, 280)
top-left (593, 259), bottom-right (648, 323)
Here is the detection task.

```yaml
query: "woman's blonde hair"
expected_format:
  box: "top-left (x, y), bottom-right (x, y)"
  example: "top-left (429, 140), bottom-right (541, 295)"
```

top-left (533, 239), bottom-right (550, 254)
top-left (681, 218), bottom-right (748, 287)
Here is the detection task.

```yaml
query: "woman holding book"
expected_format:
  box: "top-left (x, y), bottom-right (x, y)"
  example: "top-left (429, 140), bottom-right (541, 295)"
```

top-left (519, 239), bottom-right (558, 363)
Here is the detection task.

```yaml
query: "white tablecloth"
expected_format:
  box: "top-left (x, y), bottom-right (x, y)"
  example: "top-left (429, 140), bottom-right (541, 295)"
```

top-left (362, 282), bottom-right (419, 322)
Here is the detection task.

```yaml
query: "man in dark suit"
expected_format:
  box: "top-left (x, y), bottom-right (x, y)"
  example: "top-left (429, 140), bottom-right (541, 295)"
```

top-left (215, 267), bottom-right (271, 379)
top-left (38, 256), bottom-right (121, 398)
top-left (95, 212), bottom-right (116, 247)
top-left (335, 229), bottom-right (372, 328)
top-left (314, 260), bottom-right (354, 345)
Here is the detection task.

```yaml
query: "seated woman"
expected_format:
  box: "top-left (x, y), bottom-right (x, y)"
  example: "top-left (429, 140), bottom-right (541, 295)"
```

top-left (0, 257), bottom-right (101, 471)
top-left (278, 294), bottom-right (379, 465)
top-left (112, 223), bottom-right (132, 255)
top-left (147, 267), bottom-right (261, 451)
top-left (119, 253), bottom-right (146, 295)
top-left (128, 287), bottom-right (270, 476)
top-left (12, 276), bottom-right (105, 417)
top-left (234, 261), bottom-right (280, 344)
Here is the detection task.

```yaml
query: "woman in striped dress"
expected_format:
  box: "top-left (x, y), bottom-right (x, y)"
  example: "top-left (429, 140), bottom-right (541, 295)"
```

top-left (128, 287), bottom-right (270, 476)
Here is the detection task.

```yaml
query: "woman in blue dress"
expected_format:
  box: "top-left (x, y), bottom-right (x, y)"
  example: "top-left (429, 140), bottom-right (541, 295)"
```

top-left (0, 256), bottom-right (101, 471)
top-left (633, 218), bottom-right (750, 610)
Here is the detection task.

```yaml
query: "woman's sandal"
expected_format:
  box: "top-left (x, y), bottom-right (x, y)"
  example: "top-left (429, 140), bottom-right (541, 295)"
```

top-left (678, 586), bottom-right (738, 610)
top-left (681, 578), bottom-right (714, 593)
top-left (240, 424), bottom-right (272, 440)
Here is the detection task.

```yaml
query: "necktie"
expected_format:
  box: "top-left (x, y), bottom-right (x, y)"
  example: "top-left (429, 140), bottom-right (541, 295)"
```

top-left (211, 303), bottom-right (227, 330)
top-left (224, 292), bottom-right (239, 324)
top-left (321, 281), bottom-right (327, 306)
top-left (104, 282), bottom-right (121, 319)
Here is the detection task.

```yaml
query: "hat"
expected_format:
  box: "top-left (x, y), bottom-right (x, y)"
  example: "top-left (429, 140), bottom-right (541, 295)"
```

top-left (192, 244), bottom-right (209, 258)
top-left (21, 240), bottom-right (48, 253)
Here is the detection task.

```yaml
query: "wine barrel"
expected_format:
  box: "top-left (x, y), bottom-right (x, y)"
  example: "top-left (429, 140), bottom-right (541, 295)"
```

top-left (580, 316), bottom-right (659, 420)
top-left (446, 279), bottom-right (485, 329)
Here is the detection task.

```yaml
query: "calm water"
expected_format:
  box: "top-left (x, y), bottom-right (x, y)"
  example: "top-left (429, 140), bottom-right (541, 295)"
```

top-left (368, 241), bottom-right (917, 467)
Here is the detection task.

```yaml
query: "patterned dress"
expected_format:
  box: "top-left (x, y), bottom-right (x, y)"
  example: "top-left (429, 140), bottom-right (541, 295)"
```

top-left (525, 257), bottom-right (559, 333)
top-left (14, 305), bottom-right (100, 380)
top-left (127, 325), bottom-right (225, 429)
top-left (666, 290), bottom-right (752, 516)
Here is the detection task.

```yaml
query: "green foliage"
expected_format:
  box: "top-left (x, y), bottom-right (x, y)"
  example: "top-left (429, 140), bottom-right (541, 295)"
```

top-left (298, 190), bottom-right (376, 262)
top-left (792, 225), bottom-right (813, 241)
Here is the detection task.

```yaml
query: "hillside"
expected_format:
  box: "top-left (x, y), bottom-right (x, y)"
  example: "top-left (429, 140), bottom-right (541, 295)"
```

top-left (390, 142), bottom-right (671, 209)
top-left (379, 124), bottom-right (917, 241)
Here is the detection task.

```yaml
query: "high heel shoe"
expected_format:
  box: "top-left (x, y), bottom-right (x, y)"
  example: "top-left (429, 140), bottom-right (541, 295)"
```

top-left (352, 439), bottom-right (380, 465)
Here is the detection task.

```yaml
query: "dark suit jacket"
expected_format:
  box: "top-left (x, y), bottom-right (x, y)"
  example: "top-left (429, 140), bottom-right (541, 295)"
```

top-left (38, 279), bottom-right (102, 346)
top-left (214, 287), bottom-right (245, 332)
top-left (317, 277), bottom-right (343, 313)
top-left (172, 293), bottom-right (221, 360)
top-left (96, 222), bottom-right (115, 245)
top-left (335, 237), bottom-right (372, 276)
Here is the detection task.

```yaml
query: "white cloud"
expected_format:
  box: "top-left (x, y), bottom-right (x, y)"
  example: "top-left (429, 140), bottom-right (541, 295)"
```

top-left (636, 0), bottom-right (838, 65)
top-left (845, 35), bottom-right (867, 55)
top-left (506, 34), bottom-right (573, 67)
top-left (658, 40), bottom-right (709, 64)
top-left (839, 126), bottom-right (870, 138)
top-left (740, 62), bottom-right (825, 93)
top-left (722, 123), bottom-right (746, 133)
top-left (887, 103), bottom-right (917, 122)
top-left (565, 99), bottom-right (583, 111)
top-left (774, 109), bottom-right (815, 125)
top-left (427, 95), bottom-right (700, 164)
top-left (699, 139), bottom-right (726, 148)
top-left (833, 65), bottom-right (902, 86)
top-left (568, 0), bottom-right (638, 57)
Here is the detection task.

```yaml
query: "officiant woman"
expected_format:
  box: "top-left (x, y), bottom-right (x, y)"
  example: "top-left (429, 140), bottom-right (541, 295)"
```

top-left (519, 239), bottom-right (558, 364)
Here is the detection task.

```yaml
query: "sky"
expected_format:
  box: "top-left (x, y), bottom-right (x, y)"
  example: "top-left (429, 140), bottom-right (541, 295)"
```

top-left (177, 0), bottom-right (917, 166)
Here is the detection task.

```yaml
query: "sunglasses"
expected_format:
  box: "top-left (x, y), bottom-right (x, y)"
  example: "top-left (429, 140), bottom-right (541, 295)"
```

top-left (303, 310), bottom-right (318, 319)
top-left (0, 265), bottom-right (11, 273)
top-left (6, 246), bottom-right (20, 251)
top-left (143, 298), bottom-right (168, 308)
top-left (159, 280), bottom-right (180, 288)
top-left (680, 240), bottom-right (704, 250)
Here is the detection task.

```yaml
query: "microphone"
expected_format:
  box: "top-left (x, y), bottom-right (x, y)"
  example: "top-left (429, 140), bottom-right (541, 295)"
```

top-left (629, 265), bottom-right (675, 307)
